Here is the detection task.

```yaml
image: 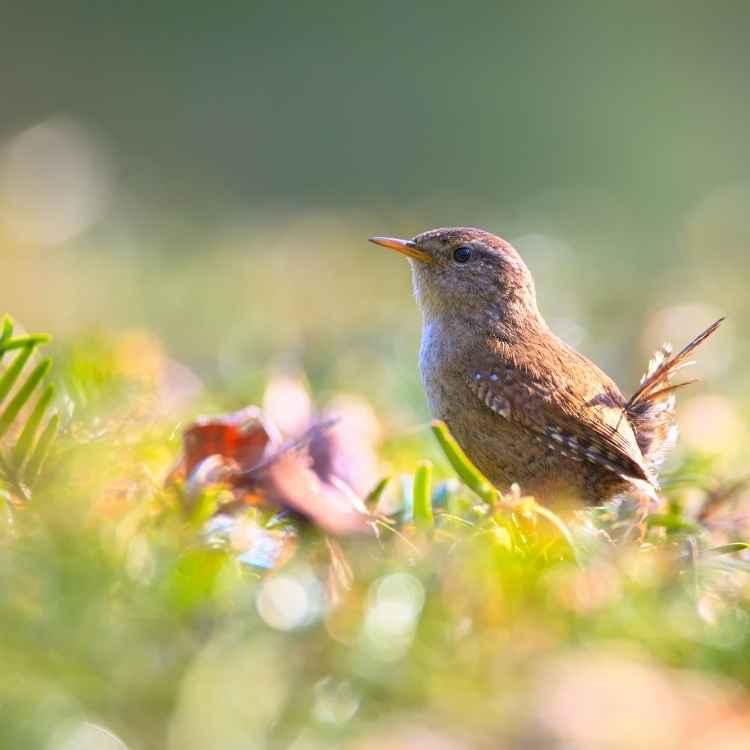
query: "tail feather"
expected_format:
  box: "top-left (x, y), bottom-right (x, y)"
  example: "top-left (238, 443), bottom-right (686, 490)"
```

top-left (626, 317), bottom-right (724, 472)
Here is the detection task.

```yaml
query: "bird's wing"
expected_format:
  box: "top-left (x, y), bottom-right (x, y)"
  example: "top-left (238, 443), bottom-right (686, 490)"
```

top-left (467, 337), bottom-right (655, 489)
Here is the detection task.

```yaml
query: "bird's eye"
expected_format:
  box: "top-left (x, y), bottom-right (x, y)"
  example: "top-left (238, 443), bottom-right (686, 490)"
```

top-left (453, 245), bottom-right (472, 263)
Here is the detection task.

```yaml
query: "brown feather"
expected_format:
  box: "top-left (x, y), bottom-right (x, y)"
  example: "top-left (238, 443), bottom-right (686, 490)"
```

top-left (627, 318), bottom-right (723, 472)
top-left (627, 318), bottom-right (724, 409)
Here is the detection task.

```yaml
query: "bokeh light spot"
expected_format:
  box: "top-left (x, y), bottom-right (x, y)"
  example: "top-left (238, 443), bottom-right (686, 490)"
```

top-left (48, 721), bottom-right (128, 750)
top-left (0, 116), bottom-right (114, 247)
top-left (257, 568), bottom-right (323, 631)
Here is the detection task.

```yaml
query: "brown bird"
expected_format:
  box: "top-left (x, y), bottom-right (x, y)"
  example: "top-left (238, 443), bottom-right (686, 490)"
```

top-left (369, 227), bottom-right (722, 505)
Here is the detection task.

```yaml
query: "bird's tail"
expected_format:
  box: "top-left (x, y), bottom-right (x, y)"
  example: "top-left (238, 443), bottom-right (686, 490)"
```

top-left (626, 318), bottom-right (724, 472)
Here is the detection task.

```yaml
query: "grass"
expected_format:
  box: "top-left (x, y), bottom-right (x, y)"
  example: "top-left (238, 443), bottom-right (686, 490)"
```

top-left (2, 320), bottom-right (750, 750)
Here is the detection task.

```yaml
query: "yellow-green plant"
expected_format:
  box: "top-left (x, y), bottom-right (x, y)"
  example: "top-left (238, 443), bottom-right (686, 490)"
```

top-left (0, 315), bottom-right (58, 502)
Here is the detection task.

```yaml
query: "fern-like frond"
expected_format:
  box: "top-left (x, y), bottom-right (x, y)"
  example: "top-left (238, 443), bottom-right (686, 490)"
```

top-left (0, 315), bottom-right (58, 502)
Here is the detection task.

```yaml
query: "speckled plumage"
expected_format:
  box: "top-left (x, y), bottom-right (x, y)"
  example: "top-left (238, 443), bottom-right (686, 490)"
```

top-left (370, 227), bottom-right (722, 505)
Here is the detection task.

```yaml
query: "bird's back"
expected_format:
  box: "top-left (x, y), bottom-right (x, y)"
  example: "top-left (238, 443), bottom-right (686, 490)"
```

top-left (422, 311), bottom-right (723, 504)
top-left (420, 313), bottom-right (650, 502)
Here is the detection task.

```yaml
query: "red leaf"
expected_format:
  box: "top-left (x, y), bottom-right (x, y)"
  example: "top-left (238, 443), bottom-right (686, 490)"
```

top-left (171, 406), bottom-right (374, 537)
top-left (183, 406), bottom-right (275, 474)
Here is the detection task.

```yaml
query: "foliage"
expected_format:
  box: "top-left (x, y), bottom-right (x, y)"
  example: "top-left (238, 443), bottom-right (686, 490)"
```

top-left (0, 316), bottom-right (58, 503)
top-left (2, 318), bottom-right (750, 750)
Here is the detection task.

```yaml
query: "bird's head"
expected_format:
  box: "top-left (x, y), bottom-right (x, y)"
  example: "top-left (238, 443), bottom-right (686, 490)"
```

top-left (369, 227), bottom-right (539, 323)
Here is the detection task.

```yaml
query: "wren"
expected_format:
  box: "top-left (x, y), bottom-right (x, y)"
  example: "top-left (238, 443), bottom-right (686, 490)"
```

top-left (369, 227), bottom-right (722, 505)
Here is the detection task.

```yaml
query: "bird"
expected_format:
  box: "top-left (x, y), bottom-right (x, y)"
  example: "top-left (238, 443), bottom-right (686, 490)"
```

top-left (369, 227), bottom-right (723, 506)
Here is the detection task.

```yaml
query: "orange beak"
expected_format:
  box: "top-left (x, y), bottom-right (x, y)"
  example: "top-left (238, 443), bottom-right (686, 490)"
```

top-left (368, 236), bottom-right (432, 263)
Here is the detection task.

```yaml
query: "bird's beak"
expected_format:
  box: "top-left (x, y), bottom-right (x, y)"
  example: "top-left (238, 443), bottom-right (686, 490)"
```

top-left (368, 236), bottom-right (432, 263)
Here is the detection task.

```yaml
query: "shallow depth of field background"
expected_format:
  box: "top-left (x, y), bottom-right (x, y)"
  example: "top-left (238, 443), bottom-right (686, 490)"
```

top-left (2, 3), bottom-right (750, 749)
top-left (2, 2), bottom-right (747, 437)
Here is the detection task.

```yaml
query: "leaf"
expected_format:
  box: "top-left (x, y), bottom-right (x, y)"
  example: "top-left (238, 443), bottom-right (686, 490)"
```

top-left (413, 460), bottom-right (434, 529)
top-left (431, 420), bottom-right (498, 505)
top-left (708, 542), bottom-right (750, 556)
top-left (12, 383), bottom-right (55, 467)
top-left (365, 476), bottom-right (390, 511)
top-left (0, 358), bottom-right (52, 439)
top-left (0, 334), bottom-right (51, 353)
top-left (24, 414), bottom-right (59, 482)
top-left (0, 316), bottom-right (12, 349)
top-left (187, 484), bottom-right (222, 528)
top-left (530, 502), bottom-right (580, 563)
top-left (0, 317), bottom-right (58, 498)
top-left (0, 346), bottom-right (35, 404)
top-left (182, 406), bottom-right (273, 475)
top-left (176, 408), bottom-right (373, 537)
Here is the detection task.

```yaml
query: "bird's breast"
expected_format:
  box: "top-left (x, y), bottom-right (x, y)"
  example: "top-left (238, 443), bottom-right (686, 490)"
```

top-left (419, 318), bottom-right (475, 422)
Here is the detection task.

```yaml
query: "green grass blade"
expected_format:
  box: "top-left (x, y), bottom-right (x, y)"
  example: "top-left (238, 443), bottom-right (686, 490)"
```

top-left (12, 383), bottom-right (56, 468)
top-left (413, 460), bottom-right (434, 529)
top-left (0, 316), bottom-right (12, 348)
top-left (431, 420), bottom-right (497, 505)
top-left (0, 346), bottom-right (35, 404)
top-left (365, 476), bottom-right (390, 511)
top-left (709, 542), bottom-right (750, 556)
top-left (531, 503), bottom-right (580, 563)
top-left (0, 358), bottom-right (52, 439)
top-left (0, 334), bottom-right (52, 353)
top-left (25, 413), bottom-right (59, 483)
top-left (0, 452), bottom-right (10, 483)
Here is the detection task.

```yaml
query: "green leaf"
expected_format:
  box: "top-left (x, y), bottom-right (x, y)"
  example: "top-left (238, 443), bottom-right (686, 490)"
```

top-left (531, 503), bottom-right (580, 563)
top-left (413, 460), bottom-right (434, 529)
top-left (12, 383), bottom-right (55, 468)
top-left (188, 486), bottom-right (221, 528)
top-left (709, 542), bottom-right (750, 556)
top-left (0, 319), bottom-right (58, 498)
top-left (431, 420), bottom-right (498, 505)
top-left (0, 358), bottom-right (52, 439)
top-left (0, 346), bottom-right (35, 404)
top-left (0, 316), bottom-right (13, 349)
top-left (0, 334), bottom-right (52, 353)
top-left (365, 476), bottom-right (390, 511)
top-left (24, 413), bottom-right (59, 483)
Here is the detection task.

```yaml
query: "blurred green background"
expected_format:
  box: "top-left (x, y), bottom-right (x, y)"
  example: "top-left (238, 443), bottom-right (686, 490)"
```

top-left (2, 5), bottom-right (750, 748)
top-left (2, 2), bottom-right (747, 434)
